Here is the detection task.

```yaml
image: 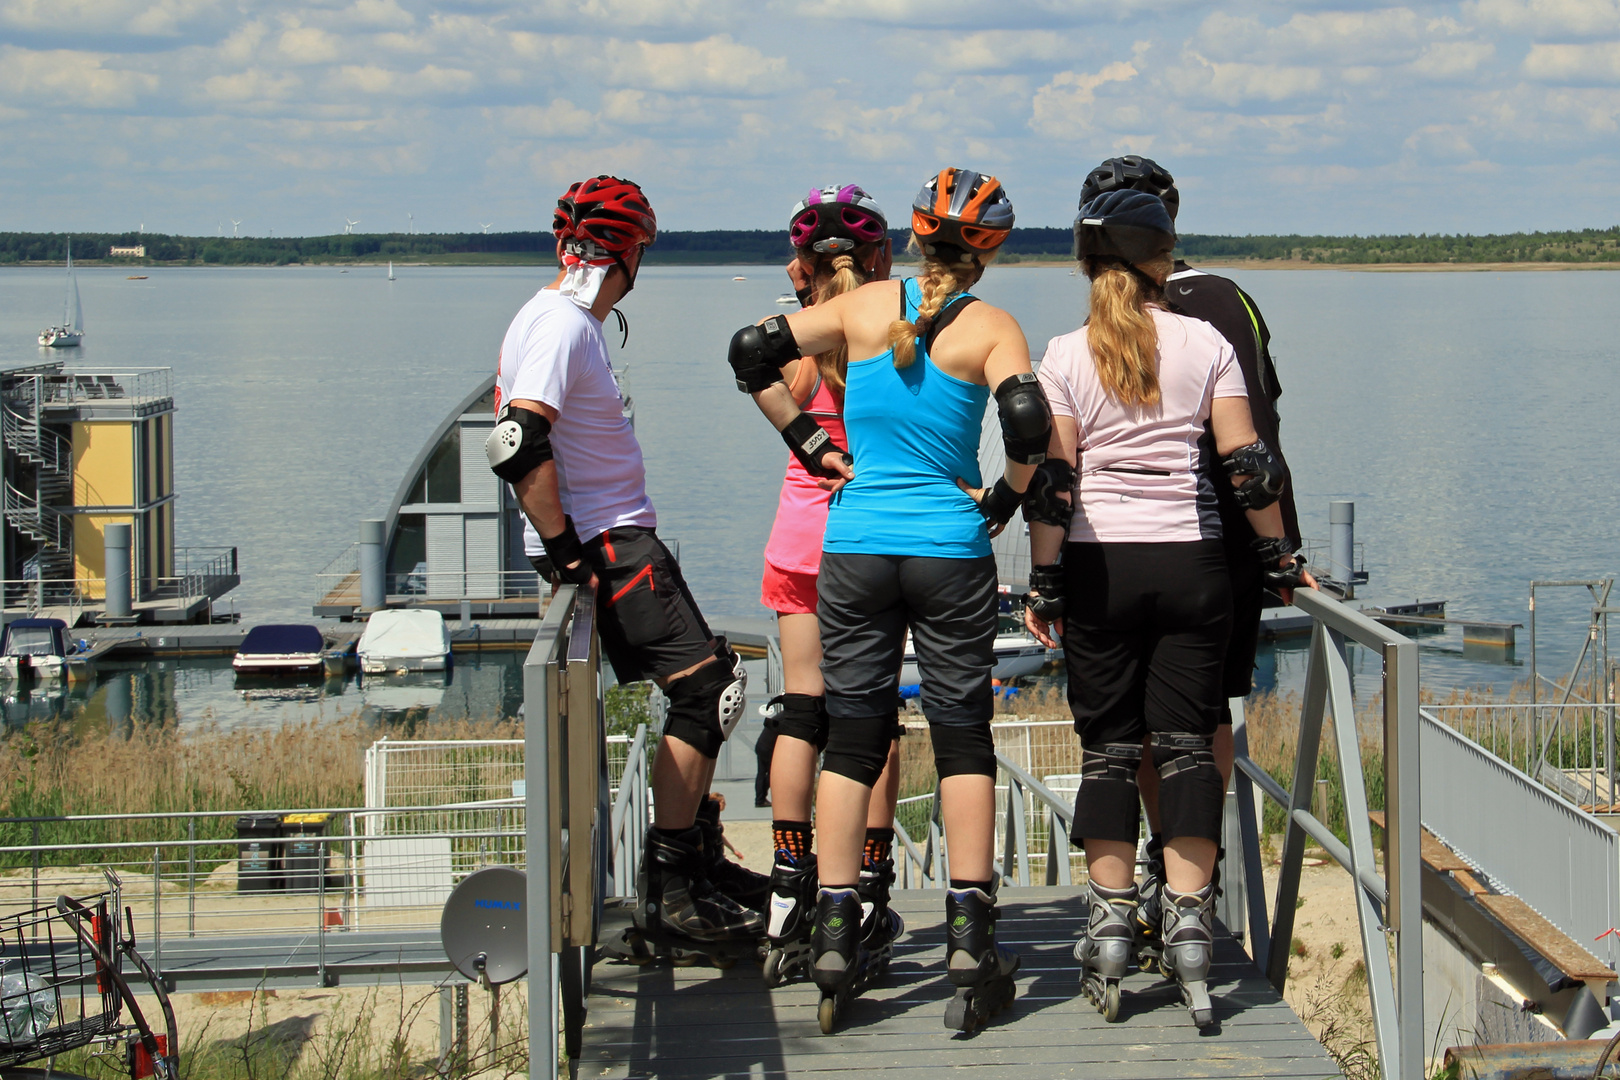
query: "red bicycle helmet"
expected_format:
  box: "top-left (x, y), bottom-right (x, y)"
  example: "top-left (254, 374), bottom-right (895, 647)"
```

top-left (553, 175), bottom-right (657, 254)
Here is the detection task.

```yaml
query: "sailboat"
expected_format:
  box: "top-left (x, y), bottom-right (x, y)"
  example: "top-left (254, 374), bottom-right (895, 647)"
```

top-left (38, 239), bottom-right (84, 348)
top-left (387, 261), bottom-right (395, 281)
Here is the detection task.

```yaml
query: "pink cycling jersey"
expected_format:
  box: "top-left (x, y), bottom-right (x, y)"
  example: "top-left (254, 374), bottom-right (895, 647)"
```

top-left (1038, 307), bottom-right (1248, 543)
top-left (762, 374), bottom-right (845, 575)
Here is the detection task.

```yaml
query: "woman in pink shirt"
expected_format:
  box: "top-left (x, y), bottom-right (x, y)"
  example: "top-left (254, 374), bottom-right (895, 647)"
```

top-left (1023, 189), bottom-right (1313, 1028)
top-left (751, 185), bottom-right (905, 987)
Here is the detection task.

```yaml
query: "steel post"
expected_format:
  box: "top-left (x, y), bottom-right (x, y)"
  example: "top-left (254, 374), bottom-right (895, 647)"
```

top-left (359, 518), bottom-right (385, 611)
top-left (1329, 500), bottom-right (1354, 596)
top-left (105, 523), bottom-right (133, 618)
top-left (1386, 636), bottom-right (1422, 1080)
top-left (526, 587), bottom-right (573, 1080)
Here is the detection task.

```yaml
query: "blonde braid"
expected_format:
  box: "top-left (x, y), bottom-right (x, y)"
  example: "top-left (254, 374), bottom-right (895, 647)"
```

top-left (806, 249), bottom-right (873, 396)
top-left (886, 248), bottom-right (983, 369)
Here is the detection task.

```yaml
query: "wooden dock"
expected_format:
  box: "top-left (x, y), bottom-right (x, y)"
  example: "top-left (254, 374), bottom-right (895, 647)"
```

top-left (580, 888), bottom-right (1339, 1080)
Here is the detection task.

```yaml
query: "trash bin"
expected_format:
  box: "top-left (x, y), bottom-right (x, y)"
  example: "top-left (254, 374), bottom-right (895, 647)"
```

top-left (236, 814), bottom-right (284, 893)
top-left (282, 813), bottom-right (332, 893)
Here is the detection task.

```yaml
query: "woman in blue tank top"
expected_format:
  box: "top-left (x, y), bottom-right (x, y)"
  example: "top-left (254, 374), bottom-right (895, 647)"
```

top-left (725, 168), bottom-right (1055, 1033)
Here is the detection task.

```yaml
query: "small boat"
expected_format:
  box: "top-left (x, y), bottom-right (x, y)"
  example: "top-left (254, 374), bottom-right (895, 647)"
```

top-left (232, 624), bottom-right (326, 674)
top-left (126, 275), bottom-right (147, 280)
top-left (0, 619), bottom-right (94, 682)
top-left (733, 275), bottom-right (747, 281)
top-left (38, 240), bottom-right (84, 348)
top-left (899, 630), bottom-right (1051, 688)
top-left (387, 261), bottom-right (395, 281)
top-left (775, 293), bottom-right (798, 305)
top-left (358, 609), bottom-right (451, 674)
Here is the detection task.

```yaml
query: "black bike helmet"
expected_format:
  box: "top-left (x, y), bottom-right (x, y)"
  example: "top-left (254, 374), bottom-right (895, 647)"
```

top-left (1073, 189), bottom-right (1176, 266)
top-left (1080, 156), bottom-right (1179, 222)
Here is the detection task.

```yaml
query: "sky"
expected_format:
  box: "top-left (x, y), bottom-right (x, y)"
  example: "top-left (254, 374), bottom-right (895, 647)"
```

top-left (2, 0), bottom-right (1618, 237)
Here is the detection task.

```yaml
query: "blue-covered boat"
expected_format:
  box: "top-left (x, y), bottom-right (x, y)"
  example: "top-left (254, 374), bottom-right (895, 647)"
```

top-left (232, 624), bottom-right (326, 674)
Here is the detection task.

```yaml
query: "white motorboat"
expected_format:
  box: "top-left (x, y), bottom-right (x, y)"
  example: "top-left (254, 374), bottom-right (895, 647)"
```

top-left (899, 630), bottom-right (1052, 689)
top-left (775, 293), bottom-right (798, 305)
top-left (0, 619), bottom-right (94, 683)
top-left (232, 624), bottom-right (327, 674)
top-left (358, 609), bottom-right (451, 674)
top-left (38, 239), bottom-right (84, 348)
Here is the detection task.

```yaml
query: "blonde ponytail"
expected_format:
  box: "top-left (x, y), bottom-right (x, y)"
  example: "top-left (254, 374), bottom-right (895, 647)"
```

top-left (805, 248), bottom-right (873, 396)
top-left (1083, 254), bottom-right (1173, 408)
top-left (887, 243), bottom-right (987, 368)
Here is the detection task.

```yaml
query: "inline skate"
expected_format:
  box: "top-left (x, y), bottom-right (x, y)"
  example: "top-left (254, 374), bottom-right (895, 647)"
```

top-left (617, 825), bottom-right (765, 969)
top-left (943, 883), bottom-right (1019, 1033)
top-left (1075, 880), bottom-right (1138, 1022)
top-left (810, 887), bottom-right (878, 1033)
top-left (762, 851), bottom-right (817, 987)
top-left (1161, 881), bottom-right (1217, 1028)
top-left (858, 854), bottom-right (904, 973)
top-left (696, 795), bottom-right (770, 913)
top-left (1134, 834), bottom-right (1165, 974)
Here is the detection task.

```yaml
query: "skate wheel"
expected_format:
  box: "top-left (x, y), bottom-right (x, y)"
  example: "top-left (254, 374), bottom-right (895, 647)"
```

top-left (763, 950), bottom-right (784, 987)
top-left (670, 949), bottom-right (701, 967)
top-left (1192, 1006), bottom-right (1214, 1028)
top-left (1102, 984), bottom-right (1121, 1023)
top-left (711, 951), bottom-right (737, 970)
top-left (945, 990), bottom-right (977, 1033)
top-left (818, 995), bottom-right (839, 1034)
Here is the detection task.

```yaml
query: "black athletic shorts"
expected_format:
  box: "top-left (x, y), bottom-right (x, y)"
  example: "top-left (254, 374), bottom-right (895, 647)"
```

top-left (1063, 540), bottom-right (1232, 747)
top-left (818, 552), bottom-right (998, 729)
top-left (1222, 542), bottom-right (1266, 706)
top-left (529, 525), bottom-right (715, 684)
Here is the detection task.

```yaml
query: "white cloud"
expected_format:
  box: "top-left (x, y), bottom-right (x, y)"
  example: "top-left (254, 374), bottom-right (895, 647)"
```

top-left (489, 100), bottom-right (596, 138)
top-left (1403, 122), bottom-right (1479, 158)
top-left (199, 67), bottom-right (301, 104)
top-left (0, 45), bottom-right (157, 108)
top-left (1524, 40), bottom-right (1620, 82)
top-left (277, 24), bottom-right (343, 65)
top-left (1171, 55), bottom-right (1325, 105)
top-left (0, 0), bottom-right (216, 37)
top-left (1467, 0), bottom-right (1620, 37)
top-left (899, 30), bottom-right (1082, 72)
top-left (1029, 61), bottom-right (1139, 137)
top-left (1411, 40), bottom-right (1496, 79)
top-left (600, 35), bottom-right (786, 94)
top-left (1196, 8), bottom-right (1440, 67)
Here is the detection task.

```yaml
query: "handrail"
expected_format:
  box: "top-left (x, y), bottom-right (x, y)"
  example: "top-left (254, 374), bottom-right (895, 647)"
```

top-left (1229, 586), bottom-right (1421, 1080)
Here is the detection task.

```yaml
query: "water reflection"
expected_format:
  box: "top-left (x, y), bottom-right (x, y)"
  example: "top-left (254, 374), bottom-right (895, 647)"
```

top-left (1, 652), bottom-right (527, 734)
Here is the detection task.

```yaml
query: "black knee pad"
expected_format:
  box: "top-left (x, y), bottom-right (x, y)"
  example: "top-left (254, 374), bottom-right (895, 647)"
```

top-left (823, 714), bottom-right (892, 787)
top-left (764, 693), bottom-right (829, 750)
top-left (1151, 732), bottom-right (1224, 843)
top-left (930, 721), bottom-right (994, 780)
top-left (662, 660), bottom-right (732, 759)
top-left (1071, 741), bottom-right (1142, 845)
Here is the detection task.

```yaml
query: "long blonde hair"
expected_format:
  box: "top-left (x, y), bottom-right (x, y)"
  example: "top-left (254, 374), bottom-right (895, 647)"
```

top-left (1083, 253), bottom-right (1173, 408)
top-left (886, 242), bottom-right (989, 369)
top-left (802, 248), bottom-right (873, 396)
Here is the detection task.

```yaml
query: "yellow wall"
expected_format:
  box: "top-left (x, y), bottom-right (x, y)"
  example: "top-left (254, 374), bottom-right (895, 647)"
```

top-left (72, 421), bottom-right (135, 507)
top-left (72, 515), bottom-right (132, 597)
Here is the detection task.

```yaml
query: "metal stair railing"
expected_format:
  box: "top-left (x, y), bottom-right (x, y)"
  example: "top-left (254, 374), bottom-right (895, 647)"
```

top-left (1229, 586), bottom-right (1421, 1080)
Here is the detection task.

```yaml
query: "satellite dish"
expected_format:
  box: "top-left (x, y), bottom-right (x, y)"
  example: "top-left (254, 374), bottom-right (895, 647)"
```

top-left (441, 866), bottom-right (528, 985)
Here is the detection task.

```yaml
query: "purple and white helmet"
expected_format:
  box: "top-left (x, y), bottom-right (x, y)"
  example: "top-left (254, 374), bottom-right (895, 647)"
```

top-left (789, 185), bottom-right (889, 254)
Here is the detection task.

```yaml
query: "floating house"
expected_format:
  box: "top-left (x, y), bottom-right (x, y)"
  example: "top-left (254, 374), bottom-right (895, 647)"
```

top-left (0, 360), bottom-right (238, 624)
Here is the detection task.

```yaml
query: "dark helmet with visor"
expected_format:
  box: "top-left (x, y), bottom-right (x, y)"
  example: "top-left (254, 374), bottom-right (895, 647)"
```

top-left (1073, 189), bottom-right (1176, 266)
top-left (910, 167), bottom-right (1015, 264)
top-left (789, 185), bottom-right (888, 254)
top-left (1080, 156), bottom-right (1179, 222)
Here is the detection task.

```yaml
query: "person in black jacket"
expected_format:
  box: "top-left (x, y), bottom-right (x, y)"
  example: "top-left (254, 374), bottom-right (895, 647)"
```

top-left (1076, 156), bottom-right (1303, 954)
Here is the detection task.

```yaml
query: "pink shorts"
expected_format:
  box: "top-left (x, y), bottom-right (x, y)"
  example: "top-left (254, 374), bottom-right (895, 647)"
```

top-left (761, 562), bottom-right (819, 616)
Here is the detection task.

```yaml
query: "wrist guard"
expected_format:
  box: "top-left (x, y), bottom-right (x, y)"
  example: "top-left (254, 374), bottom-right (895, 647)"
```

top-left (1263, 555), bottom-right (1309, 592)
top-left (1250, 535), bottom-right (1300, 565)
top-left (540, 517), bottom-right (593, 586)
top-left (1026, 564), bottom-right (1066, 622)
top-left (781, 412), bottom-right (851, 480)
top-left (974, 477), bottom-right (1024, 527)
top-left (728, 315), bottom-right (801, 394)
top-left (795, 285), bottom-right (814, 307)
top-left (1022, 459), bottom-right (1075, 528)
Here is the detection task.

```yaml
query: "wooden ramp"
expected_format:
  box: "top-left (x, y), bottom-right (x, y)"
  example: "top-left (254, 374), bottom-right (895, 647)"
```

top-left (580, 888), bottom-right (1339, 1080)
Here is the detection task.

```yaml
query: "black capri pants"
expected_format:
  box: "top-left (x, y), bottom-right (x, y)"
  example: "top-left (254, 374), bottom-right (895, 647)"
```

top-left (818, 552), bottom-right (999, 786)
top-left (1065, 540), bottom-right (1232, 843)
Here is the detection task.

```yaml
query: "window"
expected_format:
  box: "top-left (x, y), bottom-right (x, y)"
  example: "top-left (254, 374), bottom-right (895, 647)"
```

top-left (388, 513), bottom-right (427, 587)
top-left (405, 427), bottom-right (461, 505)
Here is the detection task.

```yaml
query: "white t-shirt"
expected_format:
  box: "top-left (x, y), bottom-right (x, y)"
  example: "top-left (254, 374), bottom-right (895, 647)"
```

top-left (496, 288), bottom-right (655, 553)
top-left (1038, 307), bottom-right (1248, 543)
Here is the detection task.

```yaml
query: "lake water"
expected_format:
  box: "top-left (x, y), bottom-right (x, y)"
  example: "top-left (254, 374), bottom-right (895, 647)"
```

top-left (1, 262), bottom-right (1616, 727)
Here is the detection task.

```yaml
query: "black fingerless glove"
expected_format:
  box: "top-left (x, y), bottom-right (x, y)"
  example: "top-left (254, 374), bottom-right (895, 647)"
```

top-left (782, 413), bottom-right (852, 480)
top-left (540, 516), bottom-right (593, 586)
top-left (1262, 555), bottom-right (1309, 591)
top-left (975, 477), bottom-right (1024, 527)
top-left (1026, 564), bottom-right (1066, 622)
top-left (1022, 460), bottom-right (1075, 528)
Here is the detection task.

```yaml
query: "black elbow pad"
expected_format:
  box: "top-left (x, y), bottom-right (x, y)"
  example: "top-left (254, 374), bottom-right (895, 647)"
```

top-left (728, 315), bottom-right (801, 394)
top-left (994, 373), bottom-right (1052, 465)
top-left (485, 406), bottom-right (553, 483)
top-left (1222, 440), bottom-right (1285, 509)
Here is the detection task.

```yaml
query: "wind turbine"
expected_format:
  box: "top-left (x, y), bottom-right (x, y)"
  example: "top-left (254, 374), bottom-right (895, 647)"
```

top-left (406, 211), bottom-right (414, 235)
top-left (217, 222), bottom-right (223, 236)
top-left (479, 222), bottom-right (492, 234)
top-left (231, 219), bottom-right (242, 238)
top-left (345, 218), bottom-right (359, 235)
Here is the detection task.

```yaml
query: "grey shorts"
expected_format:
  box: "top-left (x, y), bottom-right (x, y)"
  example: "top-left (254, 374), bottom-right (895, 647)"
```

top-left (817, 552), bottom-right (999, 728)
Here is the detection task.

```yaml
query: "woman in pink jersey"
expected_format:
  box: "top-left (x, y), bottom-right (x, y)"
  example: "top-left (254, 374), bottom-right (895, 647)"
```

top-left (1022, 190), bottom-right (1313, 1028)
top-left (752, 185), bottom-right (906, 987)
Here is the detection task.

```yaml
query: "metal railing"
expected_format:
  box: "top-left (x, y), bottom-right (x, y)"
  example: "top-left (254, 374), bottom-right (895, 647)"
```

top-left (149, 547), bottom-right (239, 602)
top-left (315, 565), bottom-right (545, 605)
top-left (1228, 586), bottom-right (1422, 1080)
top-left (1426, 702), bottom-right (1620, 807)
top-left (34, 367), bottom-right (174, 406)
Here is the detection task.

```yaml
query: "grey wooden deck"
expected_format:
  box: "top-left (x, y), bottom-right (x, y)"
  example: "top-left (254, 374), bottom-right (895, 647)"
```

top-left (580, 888), bottom-right (1340, 1080)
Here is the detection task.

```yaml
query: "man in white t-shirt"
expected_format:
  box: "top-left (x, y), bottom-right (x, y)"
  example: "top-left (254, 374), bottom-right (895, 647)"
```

top-left (485, 176), bottom-right (763, 948)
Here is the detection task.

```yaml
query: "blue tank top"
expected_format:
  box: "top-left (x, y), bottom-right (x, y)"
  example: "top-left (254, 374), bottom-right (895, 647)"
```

top-left (822, 278), bottom-right (992, 559)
